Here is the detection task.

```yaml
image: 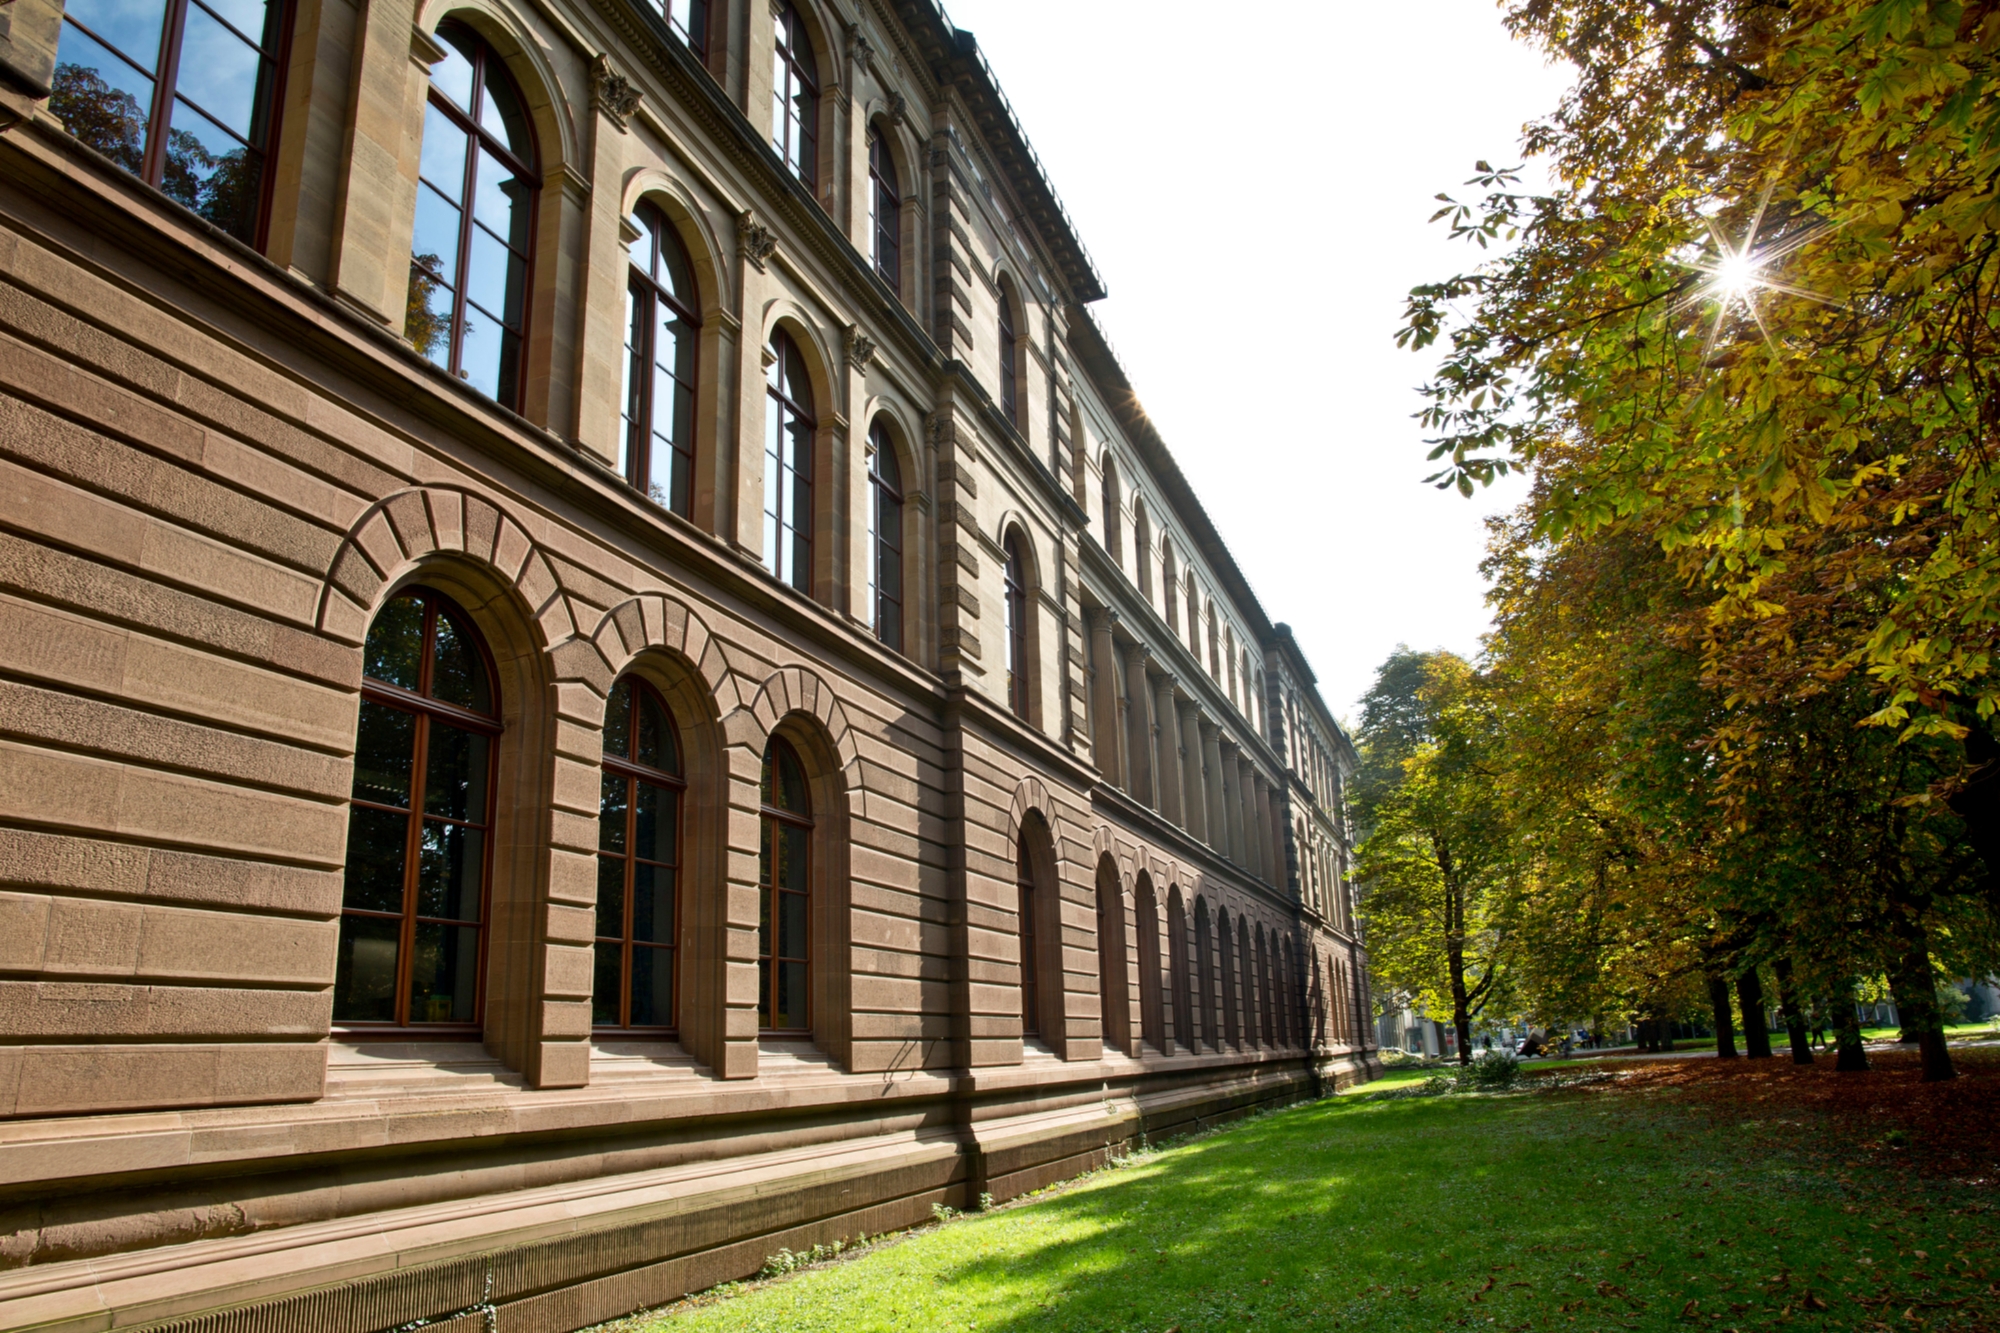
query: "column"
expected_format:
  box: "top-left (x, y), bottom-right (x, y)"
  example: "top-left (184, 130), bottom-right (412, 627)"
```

top-left (1152, 672), bottom-right (1183, 827)
top-left (1122, 644), bottom-right (1155, 808)
top-left (1219, 744), bottom-right (1242, 864)
top-left (1201, 724), bottom-right (1226, 854)
top-left (1088, 610), bottom-right (1123, 787)
top-left (1241, 760), bottom-right (1262, 879)
top-left (1179, 702), bottom-right (1207, 843)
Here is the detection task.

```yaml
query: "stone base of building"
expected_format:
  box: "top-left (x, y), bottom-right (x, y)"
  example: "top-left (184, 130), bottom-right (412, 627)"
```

top-left (2, 1049), bottom-right (1377, 1333)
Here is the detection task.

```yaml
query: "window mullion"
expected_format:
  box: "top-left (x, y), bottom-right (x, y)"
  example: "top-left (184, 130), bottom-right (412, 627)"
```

top-left (400, 710), bottom-right (432, 1027)
top-left (144, 0), bottom-right (192, 185)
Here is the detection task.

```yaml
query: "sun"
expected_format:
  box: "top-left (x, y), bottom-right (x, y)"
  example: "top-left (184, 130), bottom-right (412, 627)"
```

top-left (1710, 249), bottom-right (1764, 304)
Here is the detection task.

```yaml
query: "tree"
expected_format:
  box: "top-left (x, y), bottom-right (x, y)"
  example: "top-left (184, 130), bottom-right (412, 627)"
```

top-left (1397, 0), bottom-right (2000, 894)
top-left (1354, 652), bottom-right (1513, 1063)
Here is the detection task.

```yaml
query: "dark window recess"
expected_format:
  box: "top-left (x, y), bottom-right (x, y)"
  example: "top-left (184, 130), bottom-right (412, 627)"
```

top-left (763, 330), bottom-right (814, 592)
top-left (997, 286), bottom-right (1019, 426)
top-left (595, 676), bottom-right (684, 1030)
top-left (335, 587), bottom-right (498, 1031)
top-left (758, 737), bottom-right (811, 1031)
top-left (1003, 530), bottom-right (1029, 720)
top-left (868, 422), bottom-right (903, 652)
top-left (771, 3), bottom-right (817, 188)
top-left (868, 125), bottom-right (900, 294)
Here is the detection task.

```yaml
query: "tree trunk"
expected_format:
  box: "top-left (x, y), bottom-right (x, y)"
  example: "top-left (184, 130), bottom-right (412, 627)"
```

top-left (1772, 957), bottom-right (1813, 1065)
top-left (1889, 916), bottom-right (1956, 1082)
top-left (1737, 969), bottom-right (1772, 1059)
top-left (1833, 982), bottom-right (1869, 1073)
top-left (1707, 972), bottom-right (1739, 1058)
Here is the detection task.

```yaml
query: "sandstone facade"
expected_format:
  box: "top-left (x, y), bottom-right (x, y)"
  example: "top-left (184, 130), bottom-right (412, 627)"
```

top-left (0, 0), bottom-right (1374, 1326)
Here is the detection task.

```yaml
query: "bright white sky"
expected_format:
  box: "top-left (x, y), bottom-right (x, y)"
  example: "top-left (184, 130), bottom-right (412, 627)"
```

top-left (939, 0), bottom-right (1575, 727)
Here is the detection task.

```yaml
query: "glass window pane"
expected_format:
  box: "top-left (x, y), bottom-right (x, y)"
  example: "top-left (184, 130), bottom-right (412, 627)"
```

top-left (634, 686), bottom-right (674, 772)
top-left (457, 303), bottom-right (502, 399)
top-left (757, 956), bottom-right (771, 1027)
top-left (409, 920), bottom-right (479, 1022)
top-left (164, 100), bottom-right (261, 240)
top-left (633, 779), bottom-right (675, 865)
top-left (429, 608), bottom-right (490, 711)
top-left (631, 861), bottom-right (672, 944)
top-left (408, 256), bottom-right (453, 367)
top-left (776, 821), bottom-right (809, 891)
top-left (778, 884), bottom-right (806, 961)
top-left (479, 59), bottom-right (531, 161)
top-left (599, 772), bottom-right (628, 854)
top-left (775, 960), bottom-right (807, 1029)
top-left (604, 679), bottom-right (633, 759)
top-left (419, 103), bottom-right (468, 199)
top-left (629, 944), bottom-right (671, 1026)
top-left (174, 3), bottom-right (261, 137)
top-left (592, 940), bottom-right (622, 1026)
top-left (619, 285), bottom-right (643, 483)
top-left (351, 701), bottom-right (415, 806)
top-left (465, 233), bottom-right (525, 331)
top-left (596, 852), bottom-right (625, 939)
top-left (63, 0), bottom-right (165, 75)
top-left (50, 29), bottom-right (152, 176)
top-left (341, 805), bottom-right (408, 913)
top-left (416, 819), bottom-right (483, 920)
top-left (364, 595), bottom-right (425, 689)
top-left (430, 31), bottom-right (475, 113)
top-left (627, 206), bottom-right (654, 270)
top-left (333, 915), bottom-right (400, 1022)
top-left (192, 0), bottom-right (272, 45)
top-left (423, 722), bottom-right (488, 820)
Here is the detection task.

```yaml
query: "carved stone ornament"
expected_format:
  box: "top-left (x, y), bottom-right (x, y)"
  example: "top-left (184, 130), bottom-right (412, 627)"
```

top-left (845, 324), bottom-right (878, 372)
top-left (590, 54), bottom-right (642, 132)
top-left (847, 26), bottom-right (874, 67)
top-left (886, 91), bottom-right (907, 125)
top-left (737, 211), bottom-right (777, 271)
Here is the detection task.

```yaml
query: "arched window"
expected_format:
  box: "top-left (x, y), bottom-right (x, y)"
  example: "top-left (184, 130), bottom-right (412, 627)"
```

top-left (1167, 890), bottom-right (1190, 1051)
top-left (408, 24), bottom-right (538, 407)
top-left (1257, 929), bottom-right (1274, 1044)
top-left (1161, 539), bottom-right (1177, 635)
top-left (1218, 909), bottom-right (1238, 1046)
top-left (621, 201), bottom-right (701, 516)
top-left (868, 124), bottom-right (900, 294)
top-left (1100, 454), bottom-right (1122, 563)
top-left (1133, 497), bottom-right (1151, 597)
top-left (1135, 877), bottom-right (1162, 1050)
top-left (1213, 609), bottom-right (1225, 682)
top-left (595, 676), bottom-right (682, 1030)
top-left (1003, 529), bottom-right (1030, 720)
top-left (337, 587), bottom-right (497, 1029)
top-left (1095, 856), bottom-right (1127, 1052)
top-left (1242, 651), bottom-right (1255, 720)
top-left (1238, 917), bottom-right (1254, 1044)
top-left (997, 285), bottom-right (1019, 427)
top-left (867, 422), bottom-right (904, 652)
top-left (758, 737), bottom-right (811, 1030)
top-left (655, 0), bottom-right (707, 56)
top-left (1194, 899), bottom-right (1214, 1049)
top-left (1017, 837), bottom-right (1040, 1039)
top-left (772, 2), bottom-right (817, 187)
top-left (763, 330), bottom-right (814, 591)
top-left (1186, 573), bottom-right (1199, 657)
top-left (51, 0), bottom-right (288, 243)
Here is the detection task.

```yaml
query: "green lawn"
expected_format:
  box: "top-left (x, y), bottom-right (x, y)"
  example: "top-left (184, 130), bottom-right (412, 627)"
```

top-left (605, 1056), bottom-right (1998, 1333)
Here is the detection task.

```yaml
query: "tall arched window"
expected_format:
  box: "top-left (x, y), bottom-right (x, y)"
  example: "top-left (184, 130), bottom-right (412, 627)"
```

top-left (758, 737), bottom-right (811, 1031)
top-left (763, 330), bottom-right (814, 591)
top-left (1186, 573), bottom-right (1200, 657)
top-left (997, 285), bottom-right (1019, 427)
top-left (1194, 899), bottom-right (1214, 1049)
top-left (337, 587), bottom-right (497, 1029)
top-left (1095, 857), bottom-right (1126, 1052)
top-left (867, 422), bottom-right (904, 652)
top-left (1017, 837), bottom-right (1040, 1039)
top-left (1238, 917), bottom-right (1254, 1044)
top-left (595, 676), bottom-right (682, 1030)
top-left (1218, 617), bottom-right (1229, 689)
top-left (1161, 539), bottom-right (1177, 635)
top-left (772, 2), bottom-right (818, 188)
top-left (1100, 454), bottom-right (1122, 563)
top-left (1219, 909), bottom-right (1239, 1046)
top-left (621, 201), bottom-right (701, 516)
top-left (408, 24), bottom-right (538, 406)
top-left (868, 124), bottom-right (900, 294)
top-left (1258, 929), bottom-right (1274, 1044)
top-left (1133, 498), bottom-right (1151, 597)
top-left (50, 0), bottom-right (288, 243)
top-left (1136, 877), bottom-right (1162, 1050)
top-left (1003, 530), bottom-right (1030, 720)
top-left (1167, 890), bottom-right (1190, 1050)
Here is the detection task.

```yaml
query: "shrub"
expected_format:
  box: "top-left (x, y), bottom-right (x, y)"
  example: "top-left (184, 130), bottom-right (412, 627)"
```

top-left (1458, 1051), bottom-right (1520, 1090)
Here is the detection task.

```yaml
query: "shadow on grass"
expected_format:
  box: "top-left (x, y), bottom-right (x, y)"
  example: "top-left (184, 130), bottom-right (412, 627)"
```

top-left (654, 1059), bottom-right (2000, 1333)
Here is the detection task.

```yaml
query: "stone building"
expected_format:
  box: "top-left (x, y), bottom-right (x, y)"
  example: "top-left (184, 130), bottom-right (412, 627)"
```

top-left (0, 0), bottom-right (1374, 1324)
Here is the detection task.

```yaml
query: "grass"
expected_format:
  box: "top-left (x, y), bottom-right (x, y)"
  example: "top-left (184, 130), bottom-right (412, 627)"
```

top-left (599, 1051), bottom-right (2000, 1333)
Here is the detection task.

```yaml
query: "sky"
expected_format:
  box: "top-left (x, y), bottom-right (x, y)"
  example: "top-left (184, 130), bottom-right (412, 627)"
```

top-left (936, 0), bottom-right (1576, 727)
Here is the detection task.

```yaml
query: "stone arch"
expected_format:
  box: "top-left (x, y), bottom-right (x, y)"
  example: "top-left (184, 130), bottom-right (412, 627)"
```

top-left (417, 0), bottom-right (580, 170)
top-left (620, 167), bottom-right (733, 315)
top-left (317, 486), bottom-right (572, 650)
top-left (735, 664), bottom-right (862, 786)
top-left (761, 301), bottom-right (841, 419)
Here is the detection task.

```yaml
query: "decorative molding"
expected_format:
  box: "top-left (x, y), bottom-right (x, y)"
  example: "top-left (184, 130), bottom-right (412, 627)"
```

top-left (590, 54), bottom-right (643, 132)
top-left (847, 25), bottom-right (874, 68)
top-left (886, 91), bottom-right (907, 126)
top-left (844, 324), bottom-right (877, 372)
top-left (737, 210), bottom-right (777, 271)
top-left (410, 23), bottom-right (448, 69)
